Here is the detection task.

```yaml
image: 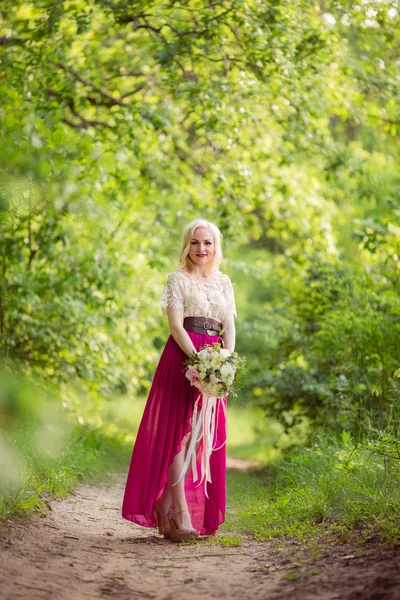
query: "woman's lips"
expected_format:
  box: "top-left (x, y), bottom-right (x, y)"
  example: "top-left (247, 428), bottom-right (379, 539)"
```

top-left (197, 254), bottom-right (207, 257)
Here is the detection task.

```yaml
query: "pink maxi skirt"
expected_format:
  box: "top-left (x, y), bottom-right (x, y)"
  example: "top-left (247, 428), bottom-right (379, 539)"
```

top-left (121, 329), bottom-right (227, 536)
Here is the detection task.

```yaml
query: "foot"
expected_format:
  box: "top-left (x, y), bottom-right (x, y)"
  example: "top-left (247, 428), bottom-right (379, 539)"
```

top-left (168, 507), bottom-right (200, 542)
top-left (155, 500), bottom-right (171, 537)
top-left (168, 506), bottom-right (198, 534)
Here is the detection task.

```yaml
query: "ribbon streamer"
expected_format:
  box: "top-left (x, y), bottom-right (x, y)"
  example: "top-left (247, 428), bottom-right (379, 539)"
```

top-left (171, 392), bottom-right (227, 498)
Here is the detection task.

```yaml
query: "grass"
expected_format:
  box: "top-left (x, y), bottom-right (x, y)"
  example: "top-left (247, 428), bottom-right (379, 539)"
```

top-left (1, 392), bottom-right (272, 522)
top-left (0, 420), bottom-right (132, 520)
top-left (218, 431), bottom-right (400, 546)
top-left (2, 384), bottom-right (399, 550)
top-left (226, 403), bottom-right (283, 464)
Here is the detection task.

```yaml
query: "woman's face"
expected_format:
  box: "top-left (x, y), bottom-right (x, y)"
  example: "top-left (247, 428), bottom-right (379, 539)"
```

top-left (188, 226), bottom-right (215, 268)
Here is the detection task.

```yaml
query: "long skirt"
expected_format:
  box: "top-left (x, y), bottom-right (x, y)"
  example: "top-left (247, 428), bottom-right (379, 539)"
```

top-left (121, 328), bottom-right (227, 536)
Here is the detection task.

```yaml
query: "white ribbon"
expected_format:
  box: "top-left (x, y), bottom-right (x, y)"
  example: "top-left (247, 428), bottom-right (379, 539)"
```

top-left (171, 392), bottom-right (227, 498)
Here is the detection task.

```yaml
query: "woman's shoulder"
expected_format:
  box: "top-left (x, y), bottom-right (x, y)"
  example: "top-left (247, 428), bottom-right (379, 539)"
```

top-left (215, 271), bottom-right (232, 283)
top-left (168, 269), bottom-right (188, 279)
top-left (164, 270), bottom-right (188, 285)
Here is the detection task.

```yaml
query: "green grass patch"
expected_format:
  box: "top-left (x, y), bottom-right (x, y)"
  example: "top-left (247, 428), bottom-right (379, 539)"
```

top-left (0, 374), bottom-right (141, 521)
top-left (0, 421), bottom-right (132, 520)
top-left (219, 431), bottom-right (400, 545)
top-left (226, 403), bottom-right (283, 464)
top-left (4, 380), bottom-right (399, 552)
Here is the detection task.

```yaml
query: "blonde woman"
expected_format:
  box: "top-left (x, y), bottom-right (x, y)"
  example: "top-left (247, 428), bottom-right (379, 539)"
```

top-left (122, 219), bottom-right (237, 542)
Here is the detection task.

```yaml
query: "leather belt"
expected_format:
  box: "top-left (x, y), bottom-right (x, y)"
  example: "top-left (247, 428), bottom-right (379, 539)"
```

top-left (183, 316), bottom-right (222, 336)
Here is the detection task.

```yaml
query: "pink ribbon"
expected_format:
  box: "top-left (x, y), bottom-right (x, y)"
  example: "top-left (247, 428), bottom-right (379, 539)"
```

top-left (171, 392), bottom-right (227, 498)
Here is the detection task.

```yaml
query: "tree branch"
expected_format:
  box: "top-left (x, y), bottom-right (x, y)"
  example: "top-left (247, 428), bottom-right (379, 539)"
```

top-left (62, 115), bottom-right (116, 130)
top-left (55, 62), bottom-right (133, 108)
top-left (366, 113), bottom-right (400, 127)
top-left (0, 36), bottom-right (27, 46)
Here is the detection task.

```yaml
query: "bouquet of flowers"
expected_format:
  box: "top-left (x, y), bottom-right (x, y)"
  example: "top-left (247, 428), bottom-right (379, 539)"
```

top-left (173, 342), bottom-right (246, 498)
top-left (183, 342), bottom-right (246, 399)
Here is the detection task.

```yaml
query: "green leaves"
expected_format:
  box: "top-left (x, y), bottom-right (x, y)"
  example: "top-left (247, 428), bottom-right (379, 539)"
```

top-left (1, 0), bottom-right (400, 443)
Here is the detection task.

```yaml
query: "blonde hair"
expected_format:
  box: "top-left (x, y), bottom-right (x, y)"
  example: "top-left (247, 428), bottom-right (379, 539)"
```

top-left (177, 219), bottom-right (223, 276)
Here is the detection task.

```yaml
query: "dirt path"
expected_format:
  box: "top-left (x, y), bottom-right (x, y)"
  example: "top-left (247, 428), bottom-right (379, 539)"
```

top-left (1, 462), bottom-right (399, 600)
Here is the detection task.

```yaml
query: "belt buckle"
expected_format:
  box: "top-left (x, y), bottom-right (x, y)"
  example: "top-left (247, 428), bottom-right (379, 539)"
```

top-left (203, 321), bottom-right (218, 336)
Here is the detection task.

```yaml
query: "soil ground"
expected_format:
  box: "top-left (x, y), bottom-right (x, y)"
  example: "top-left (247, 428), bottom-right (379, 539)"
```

top-left (1, 460), bottom-right (400, 600)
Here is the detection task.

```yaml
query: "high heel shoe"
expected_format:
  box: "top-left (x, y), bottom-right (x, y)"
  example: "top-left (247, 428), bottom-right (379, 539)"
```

top-left (155, 500), bottom-right (171, 539)
top-left (167, 508), bottom-right (200, 543)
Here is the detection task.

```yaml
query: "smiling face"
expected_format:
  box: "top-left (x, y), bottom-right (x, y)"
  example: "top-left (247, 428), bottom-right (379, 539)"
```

top-left (188, 226), bottom-right (216, 269)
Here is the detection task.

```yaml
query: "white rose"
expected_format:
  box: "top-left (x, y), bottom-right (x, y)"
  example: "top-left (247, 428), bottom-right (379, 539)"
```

top-left (220, 349), bottom-right (231, 359)
top-left (221, 364), bottom-right (234, 378)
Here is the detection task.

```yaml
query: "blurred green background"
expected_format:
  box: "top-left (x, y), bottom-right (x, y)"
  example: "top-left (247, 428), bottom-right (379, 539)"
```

top-left (1, 1), bottom-right (399, 541)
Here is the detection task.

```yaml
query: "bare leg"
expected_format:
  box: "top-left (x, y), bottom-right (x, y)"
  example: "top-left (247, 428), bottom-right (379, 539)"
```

top-left (158, 485), bottom-right (171, 507)
top-left (155, 486), bottom-right (172, 533)
top-left (156, 431), bottom-right (192, 531)
top-left (167, 431), bottom-right (196, 530)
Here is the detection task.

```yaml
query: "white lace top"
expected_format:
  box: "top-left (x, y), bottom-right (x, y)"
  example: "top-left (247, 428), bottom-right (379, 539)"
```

top-left (160, 270), bottom-right (237, 323)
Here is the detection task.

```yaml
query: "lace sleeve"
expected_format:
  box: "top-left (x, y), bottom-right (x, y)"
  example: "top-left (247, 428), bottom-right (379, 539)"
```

top-left (224, 276), bottom-right (237, 318)
top-left (160, 273), bottom-right (184, 315)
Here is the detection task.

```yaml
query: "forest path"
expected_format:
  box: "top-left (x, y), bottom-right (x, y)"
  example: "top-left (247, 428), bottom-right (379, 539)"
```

top-left (1, 459), bottom-right (399, 600)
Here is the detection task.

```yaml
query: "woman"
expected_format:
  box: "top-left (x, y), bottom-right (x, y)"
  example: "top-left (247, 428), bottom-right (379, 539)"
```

top-left (121, 218), bottom-right (237, 542)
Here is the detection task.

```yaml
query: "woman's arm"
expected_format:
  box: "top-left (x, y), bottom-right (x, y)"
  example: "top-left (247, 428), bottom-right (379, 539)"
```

top-left (221, 313), bottom-right (236, 354)
top-left (167, 307), bottom-right (198, 357)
